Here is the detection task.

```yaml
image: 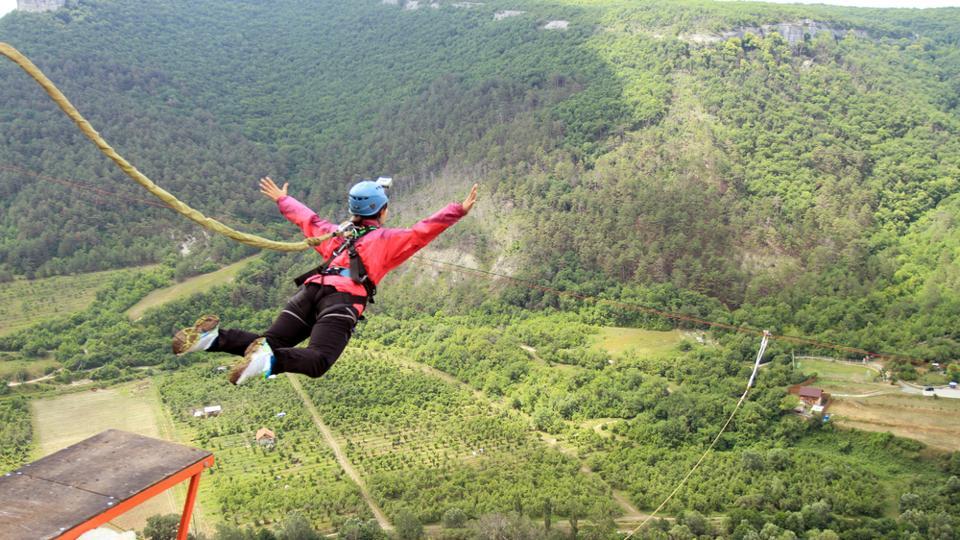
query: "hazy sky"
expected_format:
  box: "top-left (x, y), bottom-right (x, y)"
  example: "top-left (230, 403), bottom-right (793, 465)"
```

top-left (1, 0), bottom-right (959, 20)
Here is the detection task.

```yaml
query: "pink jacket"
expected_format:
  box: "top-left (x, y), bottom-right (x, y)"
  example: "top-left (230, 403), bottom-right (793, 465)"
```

top-left (277, 195), bottom-right (466, 313)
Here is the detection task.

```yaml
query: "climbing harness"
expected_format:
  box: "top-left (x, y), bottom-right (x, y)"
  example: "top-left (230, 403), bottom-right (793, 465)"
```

top-left (294, 223), bottom-right (379, 302)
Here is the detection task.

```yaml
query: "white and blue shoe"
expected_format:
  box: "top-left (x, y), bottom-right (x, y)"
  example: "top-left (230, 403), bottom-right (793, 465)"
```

top-left (172, 315), bottom-right (220, 356)
top-left (230, 337), bottom-right (274, 385)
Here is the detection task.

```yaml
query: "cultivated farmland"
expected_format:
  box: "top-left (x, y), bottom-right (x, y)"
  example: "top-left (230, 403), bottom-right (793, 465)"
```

top-left (126, 255), bottom-right (259, 320)
top-left (157, 361), bottom-right (370, 532)
top-left (830, 394), bottom-right (960, 451)
top-left (302, 350), bottom-right (620, 524)
top-left (0, 268), bottom-right (143, 337)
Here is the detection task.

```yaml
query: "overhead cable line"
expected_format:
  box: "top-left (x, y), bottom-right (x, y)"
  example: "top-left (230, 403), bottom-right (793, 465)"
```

top-left (0, 163), bottom-right (172, 209)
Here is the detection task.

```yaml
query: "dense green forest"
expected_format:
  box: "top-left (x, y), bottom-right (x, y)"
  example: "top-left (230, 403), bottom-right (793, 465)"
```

top-left (3, 0), bottom-right (960, 538)
top-left (2, 0), bottom-right (959, 360)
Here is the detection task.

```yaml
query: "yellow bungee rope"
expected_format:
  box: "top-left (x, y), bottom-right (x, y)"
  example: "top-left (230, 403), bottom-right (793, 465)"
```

top-left (1, 42), bottom-right (323, 252)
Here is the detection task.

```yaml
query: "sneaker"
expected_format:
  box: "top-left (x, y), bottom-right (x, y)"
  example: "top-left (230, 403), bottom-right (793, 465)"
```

top-left (229, 338), bottom-right (274, 385)
top-left (172, 315), bottom-right (220, 356)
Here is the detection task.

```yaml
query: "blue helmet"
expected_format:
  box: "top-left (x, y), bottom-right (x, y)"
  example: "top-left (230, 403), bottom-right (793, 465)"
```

top-left (348, 180), bottom-right (389, 216)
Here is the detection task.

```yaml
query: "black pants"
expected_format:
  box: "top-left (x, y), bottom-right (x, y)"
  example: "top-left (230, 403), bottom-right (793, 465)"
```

top-left (210, 284), bottom-right (360, 378)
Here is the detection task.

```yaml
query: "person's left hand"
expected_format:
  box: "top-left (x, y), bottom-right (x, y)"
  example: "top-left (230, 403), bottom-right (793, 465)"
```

top-left (259, 176), bottom-right (288, 202)
top-left (462, 184), bottom-right (479, 214)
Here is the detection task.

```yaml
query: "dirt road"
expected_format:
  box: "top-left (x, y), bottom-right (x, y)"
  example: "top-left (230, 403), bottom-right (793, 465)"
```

top-left (286, 374), bottom-right (393, 532)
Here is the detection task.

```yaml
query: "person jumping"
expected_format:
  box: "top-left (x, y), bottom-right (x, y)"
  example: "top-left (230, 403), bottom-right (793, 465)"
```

top-left (172, 176), bottom-right (478, 384)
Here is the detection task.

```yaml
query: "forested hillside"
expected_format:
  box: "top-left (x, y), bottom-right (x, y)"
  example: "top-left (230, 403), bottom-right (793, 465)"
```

top-left (2, 1), bottom-right (960, 537)
top-left (2, 0), bottom-right (959, 360)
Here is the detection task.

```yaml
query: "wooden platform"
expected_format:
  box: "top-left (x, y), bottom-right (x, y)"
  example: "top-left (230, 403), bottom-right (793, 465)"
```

top-left (0, 429), bottom-right (213, 539)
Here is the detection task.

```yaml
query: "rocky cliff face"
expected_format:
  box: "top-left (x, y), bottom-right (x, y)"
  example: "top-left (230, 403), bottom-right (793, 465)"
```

top-left (724, 20), bottom-right (868, 46)
top-left (17, 0), bottom-right (66, 13)
top-left (684, 20), bottom-right (868, 46)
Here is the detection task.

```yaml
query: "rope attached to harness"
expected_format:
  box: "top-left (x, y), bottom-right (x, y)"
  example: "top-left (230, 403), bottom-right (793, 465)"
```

top-left (0, 42), bottom-right (321, 252)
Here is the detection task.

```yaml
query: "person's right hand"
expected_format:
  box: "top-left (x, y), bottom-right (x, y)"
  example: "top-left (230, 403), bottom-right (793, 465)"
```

top-left (259, 176), bottom-right (288, 202)
top-left (462, 184), bottom-right (479, 214)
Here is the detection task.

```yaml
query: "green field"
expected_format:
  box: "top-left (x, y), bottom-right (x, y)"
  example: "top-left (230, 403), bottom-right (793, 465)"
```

top-left (126, 255), bottom-right (260, 320)
top-left (591, 327), bottom-right (685, 357)
top-left (0, 268), bottom-right (146, 337)
top-left (30, 380), bottom-right (179, 530)
top-left (0, 353), bottom-right (60, 382)
top-left (796, 358), bottom-right (879, 385)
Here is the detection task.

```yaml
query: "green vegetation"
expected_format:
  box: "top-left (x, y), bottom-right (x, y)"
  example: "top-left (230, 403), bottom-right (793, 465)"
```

top-left (0, 267), bottom-right (142, 336)
top-left (126, 255), bottom-right (259, 320)
top-left (303, 350), bottom-right (619, 525)
top-left (157, 360), bottom-right (371, 531)
top-left (2, 0), bottom-right (958, 362)
top-left (0, 397), bottom-right (31, 472)
top-left (2, 0), bottom-right (960, 537)
top-left (1, 244), bottom-right (957, 537)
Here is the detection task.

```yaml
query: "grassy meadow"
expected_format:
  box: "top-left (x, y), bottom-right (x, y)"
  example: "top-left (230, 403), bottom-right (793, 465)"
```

top-left (0, 353), bottom-right (60, 382)
top-left (591, 327), bottom-right (685, 357)
top-left (126, 256), bottom-right (259, 320)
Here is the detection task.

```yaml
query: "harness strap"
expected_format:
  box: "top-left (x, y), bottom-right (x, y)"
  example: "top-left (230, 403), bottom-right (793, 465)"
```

top-left (293, 225), bottom-right (379, 303)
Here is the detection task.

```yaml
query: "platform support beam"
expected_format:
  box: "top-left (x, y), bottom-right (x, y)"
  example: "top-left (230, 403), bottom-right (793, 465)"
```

top-left (177, 472), bottom-right (203, 540)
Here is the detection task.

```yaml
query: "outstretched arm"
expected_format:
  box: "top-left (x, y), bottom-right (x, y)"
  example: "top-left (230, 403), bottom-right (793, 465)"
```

top-left (259, 176), bottom-right (336, 239)
top-left (380, 184), bottom-right (478, 270)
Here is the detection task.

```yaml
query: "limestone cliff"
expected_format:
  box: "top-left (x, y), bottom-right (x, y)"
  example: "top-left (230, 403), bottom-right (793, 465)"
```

top-left (16, 0), bottom-right (67, 13)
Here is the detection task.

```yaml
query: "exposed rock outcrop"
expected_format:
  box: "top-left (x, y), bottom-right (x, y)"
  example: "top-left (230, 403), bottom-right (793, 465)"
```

top-left (682, 20), bottom-right (868, 47)
top-left (17, 0), bottom-right (66, 13)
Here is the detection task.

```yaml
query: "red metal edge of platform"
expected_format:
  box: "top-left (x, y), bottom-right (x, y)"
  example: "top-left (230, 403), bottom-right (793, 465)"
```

top-left (59, 452), bottom-right (214, 540)
top-left (0, 429), bottom-right (214, 540)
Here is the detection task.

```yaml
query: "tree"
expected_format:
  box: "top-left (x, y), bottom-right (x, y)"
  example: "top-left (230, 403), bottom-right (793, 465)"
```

top-left (143, 514), bottom-right (180, 540)
top-left (542, 497), bottom-right (553, 531)
top-left (395, 509), bottom-right (423, 540)
top-left (443, 508), bottom-right (468, 529)
top-left (277, 514), bottom-right (319, 540)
